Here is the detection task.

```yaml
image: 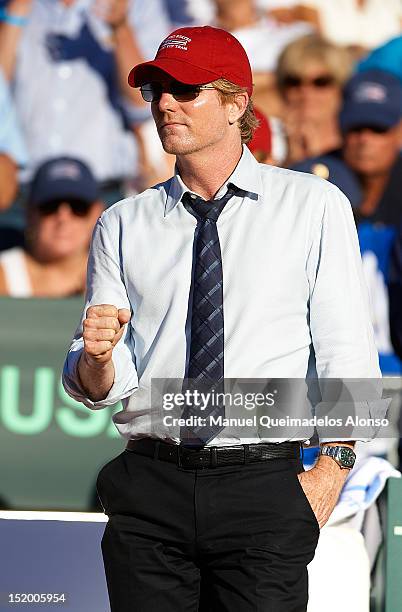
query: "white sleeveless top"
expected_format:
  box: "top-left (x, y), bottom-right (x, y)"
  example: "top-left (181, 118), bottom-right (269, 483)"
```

top-left (0, 247), bottom-right (33, 297)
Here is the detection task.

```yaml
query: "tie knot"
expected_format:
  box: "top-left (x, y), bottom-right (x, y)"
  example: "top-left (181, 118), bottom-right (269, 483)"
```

top-left (182, 185), bottom-right (237, 222)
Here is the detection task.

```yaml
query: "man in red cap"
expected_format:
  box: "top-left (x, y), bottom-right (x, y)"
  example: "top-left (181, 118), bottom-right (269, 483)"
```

top-left (63, 25), bottom-right (384, 612)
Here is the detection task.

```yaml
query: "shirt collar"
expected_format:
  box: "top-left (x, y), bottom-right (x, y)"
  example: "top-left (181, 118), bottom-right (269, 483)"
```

top-left (164, 144), bottom-right (263, 217)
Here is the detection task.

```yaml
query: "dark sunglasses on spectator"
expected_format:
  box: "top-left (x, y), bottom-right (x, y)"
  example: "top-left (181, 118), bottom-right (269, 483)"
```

top-left (140, 81), bottom-right (216, 103)
top-left (347, 125), bottom-right (391, 135)
top-left (283, 74), bottom-right (336, 88)
top-left (36, 198), bottom-right (92, 217)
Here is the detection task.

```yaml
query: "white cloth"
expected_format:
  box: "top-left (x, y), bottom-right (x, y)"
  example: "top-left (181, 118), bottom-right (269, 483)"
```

top-left (304, 0), bottom-right (402, 49)
top-left (12, 0), bottom-right (169, 182)
top-left (231, 16), bottom-right (312, 73)
top-left (62, 145), bottom-right (387, 444)
top-left (307, 457), bottom-right (400, 609)
top-left (307, 525), bottom-right (371, 612)
top-left (0, 247), bottom-right (32, 297)
top-left (327, 455), bottom-right (400, 527)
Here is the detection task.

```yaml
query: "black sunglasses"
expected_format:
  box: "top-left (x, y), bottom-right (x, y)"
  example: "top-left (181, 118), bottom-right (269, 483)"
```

top-left (282, 74), bottom-right (336, 89)
top-left (36, 198), bottom-right (92, 217)
top-left (140, 81), bottom-right (216, 103)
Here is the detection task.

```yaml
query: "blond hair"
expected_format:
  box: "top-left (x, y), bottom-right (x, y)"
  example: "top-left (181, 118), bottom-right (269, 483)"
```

top-left (211, 78), bottom-right (259, 144)
top-left (276, 34), bottom-right (352, 93)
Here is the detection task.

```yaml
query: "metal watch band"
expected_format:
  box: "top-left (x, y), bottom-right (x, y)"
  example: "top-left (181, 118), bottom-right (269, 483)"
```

top-left (320, 445), bottom-right (355, 468)
top-left (321, 445), bottom-right (336, 458)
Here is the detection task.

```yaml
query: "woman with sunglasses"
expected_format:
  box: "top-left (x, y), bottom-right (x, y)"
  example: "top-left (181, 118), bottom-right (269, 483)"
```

top-left (0, 157), bottom-right (103, 297)
top-left (276, 34), bottom-right (352, 166)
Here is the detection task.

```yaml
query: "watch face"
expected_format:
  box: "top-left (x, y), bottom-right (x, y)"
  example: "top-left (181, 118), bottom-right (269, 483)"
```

top-left (338, 447), bottom-right (355, 467)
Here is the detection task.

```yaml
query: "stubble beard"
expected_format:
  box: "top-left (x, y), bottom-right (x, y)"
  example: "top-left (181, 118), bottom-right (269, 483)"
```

top-left (158, 131), bottom-right (200, 156)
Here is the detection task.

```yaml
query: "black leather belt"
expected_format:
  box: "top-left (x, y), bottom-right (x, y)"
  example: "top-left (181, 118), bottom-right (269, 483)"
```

top-left (125, 438), bottom-right (301, 469)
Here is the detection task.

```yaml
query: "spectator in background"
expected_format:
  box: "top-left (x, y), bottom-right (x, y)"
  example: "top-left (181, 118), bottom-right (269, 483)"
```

top-left (276, 34), bottom-right (352, 165)
top-left (0, 0), bottom-right (170, 207)
top-left (0, 67), bottom-right (27, 212)
top-left (0, 157), bottom-right (103, 297)
top-left (341, 70), bottom-right (402, 228)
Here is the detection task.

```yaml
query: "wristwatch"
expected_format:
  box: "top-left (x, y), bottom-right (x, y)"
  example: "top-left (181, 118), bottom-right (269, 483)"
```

top-left (320, 445), bottom-right (356, 469)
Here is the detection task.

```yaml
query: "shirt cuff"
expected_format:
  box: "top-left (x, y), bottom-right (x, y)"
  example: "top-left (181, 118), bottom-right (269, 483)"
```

top-left (315, 398), bottom-right (392, 443)
top-left (62, 346), bottom-right (138, 409)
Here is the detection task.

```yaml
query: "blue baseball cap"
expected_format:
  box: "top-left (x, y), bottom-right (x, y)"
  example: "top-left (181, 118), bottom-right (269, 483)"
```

top-left (291, 155), bottom-right (362, 207)
top-left (340, 69), bottom-right (402, 133)
top-left (29, 157), bottom-right (99, 207)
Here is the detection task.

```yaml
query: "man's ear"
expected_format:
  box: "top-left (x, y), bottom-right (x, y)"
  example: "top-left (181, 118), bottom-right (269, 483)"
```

top-left (228, 92), bottom-right (249, 124)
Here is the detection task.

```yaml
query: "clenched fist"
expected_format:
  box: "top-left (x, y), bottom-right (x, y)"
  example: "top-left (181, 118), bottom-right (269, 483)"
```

top-left (83, 304), bottom-right (131, 365)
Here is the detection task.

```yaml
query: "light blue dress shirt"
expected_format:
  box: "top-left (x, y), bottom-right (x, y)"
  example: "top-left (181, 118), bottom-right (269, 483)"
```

top-left (63, 146), bottom-right (388, 445)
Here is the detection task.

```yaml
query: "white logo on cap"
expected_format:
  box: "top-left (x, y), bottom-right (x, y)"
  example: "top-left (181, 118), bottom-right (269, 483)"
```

top-left (48, 161), bottom-right (82, 181)
top-left (355, 82), bottom-right (387, 104)
top-left (159, 34), bottom-right (191, 52)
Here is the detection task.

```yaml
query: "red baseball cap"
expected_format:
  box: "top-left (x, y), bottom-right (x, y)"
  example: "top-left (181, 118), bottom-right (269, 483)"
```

top-left (128, 26), bottom-right (253, 96)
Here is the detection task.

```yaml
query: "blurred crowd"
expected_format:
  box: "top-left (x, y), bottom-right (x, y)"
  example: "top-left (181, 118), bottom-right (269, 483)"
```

top-left (0, 0), bottom-right (402, 377)
top-left (1, 5), bottom-right (402, 584)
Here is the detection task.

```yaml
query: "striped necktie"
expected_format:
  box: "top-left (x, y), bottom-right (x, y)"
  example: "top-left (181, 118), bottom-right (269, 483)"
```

top-left (180, 185), bottom-right (238, 446)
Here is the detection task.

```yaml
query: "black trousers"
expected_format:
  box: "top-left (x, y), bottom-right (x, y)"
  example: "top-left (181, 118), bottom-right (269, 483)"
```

top-left (96, 448), bottom-right (320, 612)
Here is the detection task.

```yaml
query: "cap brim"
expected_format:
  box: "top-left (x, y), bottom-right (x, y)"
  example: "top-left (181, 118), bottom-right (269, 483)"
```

top-left (30, 185), bottom-right (97, 207)
top-left (31, 194), bottom-right (94, 208)
top-left (340, 105), bottom-right (399, 132)
top-left (128, 58), bottom-right (221, 88)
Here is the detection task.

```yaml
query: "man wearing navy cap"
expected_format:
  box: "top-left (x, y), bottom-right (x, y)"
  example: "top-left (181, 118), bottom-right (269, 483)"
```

top-left (63, 26), bottom-right (385, 611)
top-left (0, 157), bottom-right (103, 297)
top-left (292, 69), bottom-right (402, 223)
top-left (341, 69), bottom-right (402, 226)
